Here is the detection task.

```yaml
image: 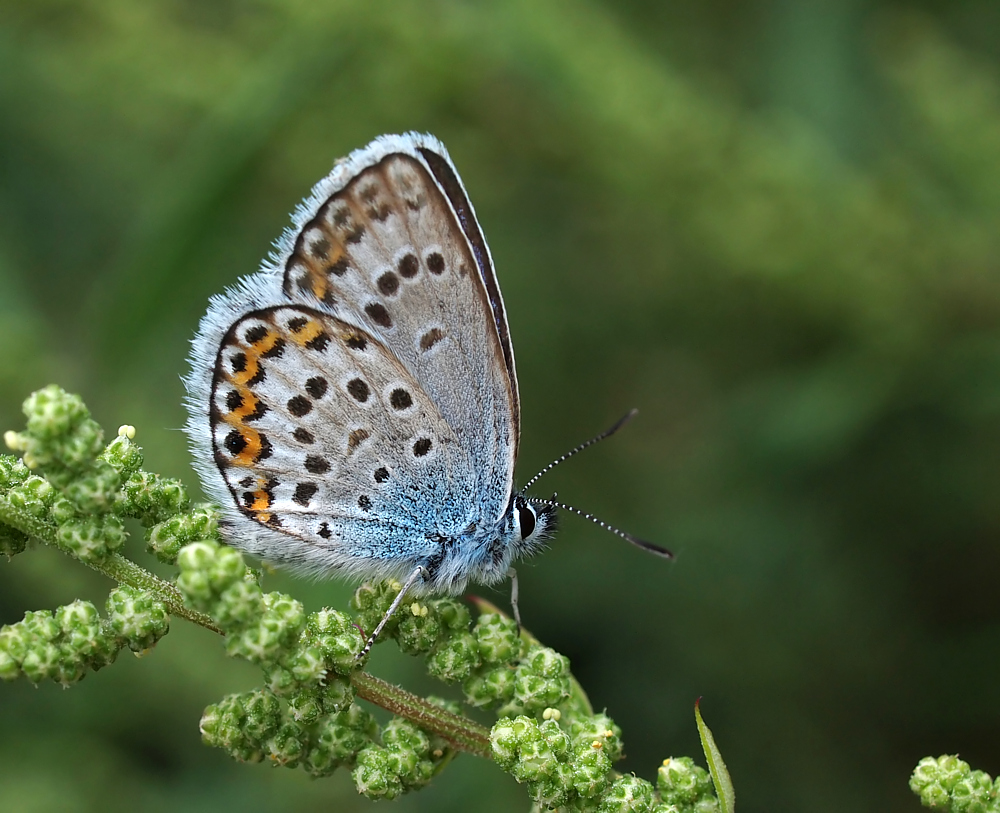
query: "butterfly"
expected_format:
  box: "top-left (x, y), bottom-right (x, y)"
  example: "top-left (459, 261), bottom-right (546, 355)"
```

top-left (184, 133), bottom-right (669, 650)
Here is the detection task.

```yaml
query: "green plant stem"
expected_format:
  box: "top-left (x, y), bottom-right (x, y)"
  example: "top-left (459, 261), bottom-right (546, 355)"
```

top-left (0, 494), bottom-right (495, 757)
top-left (350, 670), bottom-right (492, 758)
top-left (0, 496), bottom-right (222, 633)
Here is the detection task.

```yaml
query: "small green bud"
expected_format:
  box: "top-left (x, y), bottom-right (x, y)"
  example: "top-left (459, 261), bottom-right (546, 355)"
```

top-left (62, 459), bottom-right (121, 513)
top-left (0, 454), bottom-right (30, 488)
top-left (504, 646), bottom-right (571, 714)
top-left (225, 592), bottom-right (303, 664)
top-left (395, 600), bottom-right (442, 655)
top-left (353, 745), bottom-right (404, 800)
top-left (303, 742), bottom-right (341, 779)
top-left (122, 471), bottom-right (192, 527)
top-left (473, 612), bottom-right (520, 664)
top-left (23, 386), bottom-right (91, 441)
top-left (463, 663), bottom-right (516, 708)
top-left (320, 675), bottom-right (355, 714)
top-left (176, 540), bottom-right (245, 613)
top-left (264, 592), bottom-right (305, 635)
top-left (19, 387), bottom-right (104, 483)
top-left (426, 630), bottom-right (480, 682)
top-left (226, 622), bottom-right (284, 664)
top-left (176, 569), bottom-right (213, 608)
top-left (351, 581), bottom-right (402, 643)
top-left (177, 540), bottom-right (219, 571)
top-left (308, 607), bottom-right (352, 635)
top-left (214, 578), bottom-right (264, 629)
top-left (283, 641), bottom-right (327, 685)
top-left (208, 546), bottom-right (247, 592)
top-left (53, 515), bottom-right (125, 561)
top-left (99, 431), bottom-right (144, 478)
top-left (910, 755), bottom-right (996, 813)
top-left (0, 648), bottom-right (19, 681)
top-left (312, 704), bottom-right (377, 768)
top-left (19, 642), bottom-right (62, 684)
top-left (571, 714), bottom-right (624, 763)
top-left (267, 720), bottom-right (307, 767)
top-left (657, 756), bottom-right (717, 807)
top-left (4, 475), bottom-right (56, 518)
top-left (55, 600), bottom-right (103, 658)
top-left (491, 715), bottom-right (577, 807)
top-left (324, 628), bottom-right (366, 675)
top-left (201, 694), bottom-right (266, 762)
top-left (287, 691), bottom-right (323, 724)
top-left (598, 774), bottom-right (657, 813)
top-left (145, 504), bottom-right (218, 563)
top-left (49, 496), bottom-right (76, 523)
top-left (571, 742), bottom-right (613, 799)
top-left (241, 689), bottom-right (281, 742)
top-left (538, 718), bottom-right (571, 759)
top-left (491, 715), bottom-right (540, 770)
top-left (105, 586), bottom-right (170, 653)
top-left (431, 597), bottom-right (471, 631)
top-left (22, 609), bottom-right (60, 641)
top-left (382, 716), bottom-right (431, 755)
top-left (0, 623), bottom-right (31, 679)
top-left (513, 728), bottom-right (557, 783)
top-left (381, 718), bottom-right (435, 789)
top-left (263, 664), bottom-right (298, 696)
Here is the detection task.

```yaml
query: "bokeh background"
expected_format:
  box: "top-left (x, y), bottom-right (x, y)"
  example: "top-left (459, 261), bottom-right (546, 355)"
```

top-left (2, 1), bottom-right (999, 811)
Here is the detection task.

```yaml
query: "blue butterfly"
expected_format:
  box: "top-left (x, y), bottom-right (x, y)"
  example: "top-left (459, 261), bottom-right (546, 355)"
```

top-left (185, 134), bottom-right (669, 650)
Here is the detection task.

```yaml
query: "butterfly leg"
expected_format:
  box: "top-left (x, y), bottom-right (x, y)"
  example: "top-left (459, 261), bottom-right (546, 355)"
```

top-left (507, 566), bottom-right (522, 635)
top-left (358, 565), bottom-right (429, 660)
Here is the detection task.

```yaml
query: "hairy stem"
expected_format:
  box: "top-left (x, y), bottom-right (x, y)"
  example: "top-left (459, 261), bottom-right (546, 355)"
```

top-left (0, 496), bottom-right (222, 633)
top-left (351, 670), bottom-right (492, 757)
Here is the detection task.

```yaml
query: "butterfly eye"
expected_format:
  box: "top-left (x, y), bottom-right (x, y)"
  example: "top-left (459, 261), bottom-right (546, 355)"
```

top-left (516, 500), bottom-right (537, 540)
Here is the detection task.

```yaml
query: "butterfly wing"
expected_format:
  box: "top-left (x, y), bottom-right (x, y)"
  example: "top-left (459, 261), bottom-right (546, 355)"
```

top-left (276, 135), bottom-right (519, 527)
top-left (184, 134), bottom-right (520, 585)
top-left (189, 299), bottom-right (480, 580)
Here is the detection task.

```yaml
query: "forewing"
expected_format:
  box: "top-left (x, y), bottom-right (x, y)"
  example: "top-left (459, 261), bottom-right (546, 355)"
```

top-left (278, 137), bottom-right (518, 526)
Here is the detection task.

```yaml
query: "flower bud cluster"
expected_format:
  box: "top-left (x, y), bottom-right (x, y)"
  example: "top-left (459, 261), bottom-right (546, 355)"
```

top-left (352, 581), bottom-right (483, 683)
top-left (175, 540), bottom-right (416, 777)
top-left (492, 715), bottom-right (719, 813)
top-left (491, 715), bottom-right (615, 810)
top-left (1, 467), bottom-right (56, 526)
top-left (352, 715), bottom-right (450, 799)
top-left (0, 588), bottom-right (169, 685)
top-left (2, 386), bottom-right (146, 562)
top-left (3, 386), bottom-right (217, 569)
top-left (657, 757), bottom-right (722, 812)
top-left (200, 689), bottom-right (377, 774)
top-left (117, 459), bottom-right (227, 567)
top-left (105, 586), bottom-right (171, 654)
top-left (910, 755), bottom-right (999, 812)
top-left (144, 503), bottom-right (218, 564)
top-left (352, 584), bottom-right (574, 716)
top-left (120, 469), bottom-right (188, 523)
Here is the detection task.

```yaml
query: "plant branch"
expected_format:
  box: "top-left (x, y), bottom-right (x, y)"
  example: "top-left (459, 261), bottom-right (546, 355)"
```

top-left (0, 496), bottom-right (222, 632)
top-left (350, 670), bottom-right (492, 758)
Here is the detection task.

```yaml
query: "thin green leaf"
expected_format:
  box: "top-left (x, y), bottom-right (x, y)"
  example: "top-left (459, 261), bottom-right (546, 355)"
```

top-left (695, 699), bottom-right (735, 813)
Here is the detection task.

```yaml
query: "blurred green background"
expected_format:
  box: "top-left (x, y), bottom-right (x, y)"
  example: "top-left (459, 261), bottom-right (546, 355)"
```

top-left (2, 1), bottom-right (999, 811)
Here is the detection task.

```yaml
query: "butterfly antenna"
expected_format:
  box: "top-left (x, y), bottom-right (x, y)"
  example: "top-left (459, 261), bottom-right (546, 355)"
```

top-left (527, 495), bottom-right (674, 559)
top-left (520, 409), bottom-right (639, 494)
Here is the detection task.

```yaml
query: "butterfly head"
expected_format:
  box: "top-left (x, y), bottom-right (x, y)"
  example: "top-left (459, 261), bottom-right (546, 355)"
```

top-left (507, 492), bottom-right (558, 560)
